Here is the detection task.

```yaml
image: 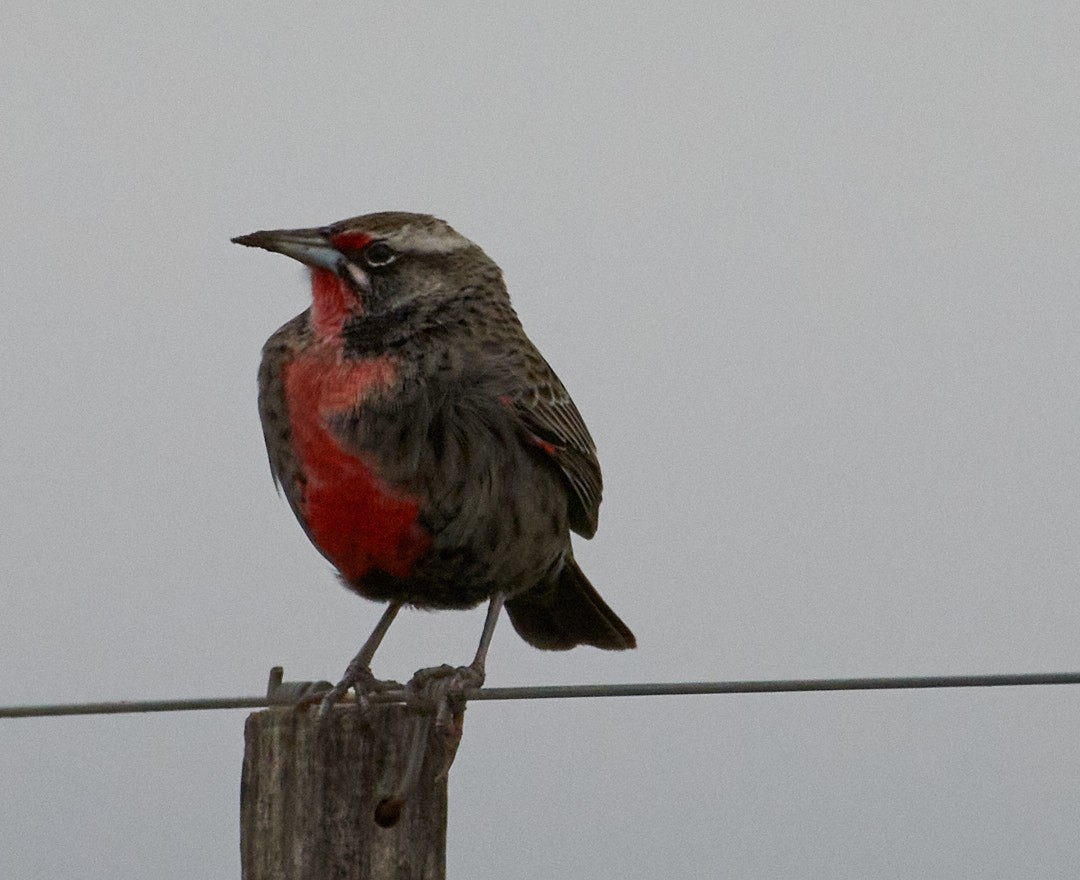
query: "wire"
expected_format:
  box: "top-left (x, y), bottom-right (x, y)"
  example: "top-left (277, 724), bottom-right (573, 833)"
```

top-left (2, 671), bottom-right (1079, 719)
top-left (0, 697), bottom-right (268, 719)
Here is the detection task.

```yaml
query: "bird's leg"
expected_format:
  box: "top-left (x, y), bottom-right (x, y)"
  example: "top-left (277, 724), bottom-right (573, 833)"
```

top-left (394, 594), bottom-right (506, 788)
top-left (407, 592), bottom-right (505, 705)
top-left (463, 590), bottom-right (505, 687)
top-left (312, 601), bottom-right (404, 719)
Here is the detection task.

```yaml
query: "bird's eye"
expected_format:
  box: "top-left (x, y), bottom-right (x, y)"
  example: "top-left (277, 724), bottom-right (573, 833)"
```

top-left (363, 241), bottom-right (398, 268)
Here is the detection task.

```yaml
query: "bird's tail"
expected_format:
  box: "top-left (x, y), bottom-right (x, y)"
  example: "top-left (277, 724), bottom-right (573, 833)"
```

top-left (505, 558), bottom-right (636, 651)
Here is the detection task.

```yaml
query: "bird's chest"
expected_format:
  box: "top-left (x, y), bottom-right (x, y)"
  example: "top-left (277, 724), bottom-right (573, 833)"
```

top-left (281, 352), bottom-right (430, 582)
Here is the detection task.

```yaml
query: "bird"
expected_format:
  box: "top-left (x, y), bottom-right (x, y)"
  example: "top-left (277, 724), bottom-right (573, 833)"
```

top-left (233, 212), bottom-right (635, 711)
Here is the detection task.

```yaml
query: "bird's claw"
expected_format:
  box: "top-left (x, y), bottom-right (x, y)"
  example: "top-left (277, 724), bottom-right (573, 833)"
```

top-left (288, 660), bottom-right (400, 721)
top-left (407, 663), bottom-right (484, 717)
top-left (404, 662), bottom-right (484, 778)
top-left (407, 662), bottom-right (486, 694)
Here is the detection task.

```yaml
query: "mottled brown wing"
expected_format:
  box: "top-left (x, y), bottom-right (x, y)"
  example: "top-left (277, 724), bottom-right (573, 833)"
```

top-left (257, 313), bottom-right (313, 537)
top-left (506, 351), bottom-right (603, 539)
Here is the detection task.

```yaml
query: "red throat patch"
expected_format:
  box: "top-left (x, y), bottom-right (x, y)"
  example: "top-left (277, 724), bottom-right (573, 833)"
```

top-left (284, 351), bottom-right (430, 583)
top-left (310, 268), bottom-right (360, 339)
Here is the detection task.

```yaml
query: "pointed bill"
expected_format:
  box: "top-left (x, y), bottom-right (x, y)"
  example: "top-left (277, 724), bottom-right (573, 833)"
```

top-left (231, 227), bottom-right (341, 271)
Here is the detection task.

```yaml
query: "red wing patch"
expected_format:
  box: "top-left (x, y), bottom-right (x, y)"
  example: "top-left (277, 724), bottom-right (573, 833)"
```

top-left (530, 435), bottom-right (558, 456)
top-left (498, 394), bottom-right (560, 457)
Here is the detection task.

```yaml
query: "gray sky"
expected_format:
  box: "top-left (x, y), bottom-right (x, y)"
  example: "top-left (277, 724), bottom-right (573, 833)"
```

top-left (3, 3), bottom-right (1079, 877)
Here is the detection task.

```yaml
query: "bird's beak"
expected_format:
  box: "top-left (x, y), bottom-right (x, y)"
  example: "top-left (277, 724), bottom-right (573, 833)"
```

top-left (231, 227), bottom-right (341, 272)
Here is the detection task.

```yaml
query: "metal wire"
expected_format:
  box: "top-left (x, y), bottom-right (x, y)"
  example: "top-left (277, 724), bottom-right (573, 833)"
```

top-left (2, 670), bottom-right (1079, 719)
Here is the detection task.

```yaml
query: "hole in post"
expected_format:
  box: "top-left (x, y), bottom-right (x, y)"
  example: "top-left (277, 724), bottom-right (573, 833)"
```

top-left (374, 797), bottom-right (404, 828)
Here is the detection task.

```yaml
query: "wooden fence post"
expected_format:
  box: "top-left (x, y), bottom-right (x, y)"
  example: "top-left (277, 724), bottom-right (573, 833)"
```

top-left (241, 704), bottom-right (447, 880)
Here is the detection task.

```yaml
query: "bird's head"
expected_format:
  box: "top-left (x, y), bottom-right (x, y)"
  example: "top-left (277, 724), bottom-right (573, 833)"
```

top-left (233, 212), bottom-right (500, 340)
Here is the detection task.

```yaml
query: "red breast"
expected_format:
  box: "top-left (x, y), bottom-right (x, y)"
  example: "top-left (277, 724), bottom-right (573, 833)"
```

top-left (283, 346), bottom-right (430, 583)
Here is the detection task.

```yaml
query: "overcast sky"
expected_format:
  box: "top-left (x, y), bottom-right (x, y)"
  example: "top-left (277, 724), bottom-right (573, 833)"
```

top-left (3, 3), bottom-right (1079, 878)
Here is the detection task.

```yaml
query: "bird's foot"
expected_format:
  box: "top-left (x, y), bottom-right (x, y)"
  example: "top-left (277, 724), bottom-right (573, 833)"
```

top-left (406, 662), bottom-right (485, 707)
top-left (290, 656), bottom-right (401, 720)
top-left (405, 662), bottom-right (485, 779)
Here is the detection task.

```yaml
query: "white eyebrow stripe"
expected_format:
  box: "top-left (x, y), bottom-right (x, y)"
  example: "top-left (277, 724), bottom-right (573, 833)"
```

top-left (390, 225), bottom-right (472, 254)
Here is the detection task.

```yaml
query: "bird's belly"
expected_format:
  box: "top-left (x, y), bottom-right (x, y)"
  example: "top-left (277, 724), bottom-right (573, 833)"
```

top-left (284, 356), bottom-right (430, 584)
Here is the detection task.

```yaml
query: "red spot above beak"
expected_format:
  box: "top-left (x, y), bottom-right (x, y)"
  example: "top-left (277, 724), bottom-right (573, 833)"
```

top-left (330, 231), bottom-right (373, 251)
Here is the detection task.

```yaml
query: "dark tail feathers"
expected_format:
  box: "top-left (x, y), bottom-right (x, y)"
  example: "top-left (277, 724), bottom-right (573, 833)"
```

top-left (505, 559), bottom-right (636, 651)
